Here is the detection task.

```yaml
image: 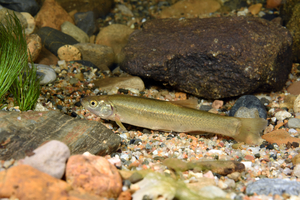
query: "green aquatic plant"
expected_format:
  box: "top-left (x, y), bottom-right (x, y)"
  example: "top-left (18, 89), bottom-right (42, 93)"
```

top-left (0, 13), bottom-right (40, 111)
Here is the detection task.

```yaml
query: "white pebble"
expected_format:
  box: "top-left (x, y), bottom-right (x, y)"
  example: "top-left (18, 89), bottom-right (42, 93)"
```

top-left (275, 110), bottom-right (291, 121)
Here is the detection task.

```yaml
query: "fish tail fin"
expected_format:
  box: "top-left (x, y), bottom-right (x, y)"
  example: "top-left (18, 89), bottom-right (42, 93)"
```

top-left (233, 118), bottom-right (268, 145)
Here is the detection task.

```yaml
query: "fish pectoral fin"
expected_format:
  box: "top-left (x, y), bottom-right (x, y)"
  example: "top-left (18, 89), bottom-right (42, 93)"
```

top-left (170, 99), bottom-right (198, 109)
top-left (115, 114), bottom-right (127, 131)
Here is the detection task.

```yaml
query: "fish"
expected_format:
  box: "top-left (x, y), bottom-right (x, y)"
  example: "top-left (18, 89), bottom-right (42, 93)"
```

top-left (81, 95), bottom-right (267, 145)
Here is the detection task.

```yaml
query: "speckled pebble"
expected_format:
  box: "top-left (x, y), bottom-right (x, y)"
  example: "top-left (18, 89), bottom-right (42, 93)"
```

top-left (288, 118), bottom-right (300, 129)
top-left (246, 178), bottom-right (300, 196)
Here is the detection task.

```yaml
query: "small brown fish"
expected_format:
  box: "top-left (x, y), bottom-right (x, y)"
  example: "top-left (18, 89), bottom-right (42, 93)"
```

top-left (81, 95), bottom-right (267, 145)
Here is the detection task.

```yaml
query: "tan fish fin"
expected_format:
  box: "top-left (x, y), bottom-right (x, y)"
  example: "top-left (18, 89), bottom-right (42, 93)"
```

top-left (171, 98), bottom-right (198, 109)
top-left (233, 117), bottom-right (267, 145)
top-left (115, 114), bottom-right (127, 131)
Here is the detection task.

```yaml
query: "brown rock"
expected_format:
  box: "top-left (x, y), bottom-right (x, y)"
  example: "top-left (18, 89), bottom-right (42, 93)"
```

top-left (66, 153), bottom-right (122, 198)
top-left (36, 47), bottom-right (59, 65)
top-left (0, 165), bottom-right (72, 200)
top-left (37, 0), bottom-right (114, 18)
top-left (94, 76), bottom-right (145, 92)
top-left (73, 43), bottom-right (114, 70)
top-left (266, 0), bottom-right (282, 8)
top-left (0, 165), bottom-right (107, 200)
top-left (95, 24), bottom-right (134, 63)
top-left (287, 81), bottom-right (300, 95)
top-left (117, 191), bottom-right (132, 200)
top-left (35, 0), bottom-right (74, 30)
top-left (57, 45), bottom-right (82, 61)
top-left (248, 3), bottom-right (262, 15)
top-left (292, 154), bottom-right (300, 165)
top-left (27, 34), bottom-right (42, 62)
top-left (262, 129), bottom-right (300, 145)
top-left (121, 17), bottom-right (292, 99)
top-left (159, 0), bottom-right (220, 18)
top-left (0, 111), bottom-right (121, 160)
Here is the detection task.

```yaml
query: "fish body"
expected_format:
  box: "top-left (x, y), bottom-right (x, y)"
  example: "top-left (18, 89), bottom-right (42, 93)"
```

top-left (81, 95), bottom-right (267, 145)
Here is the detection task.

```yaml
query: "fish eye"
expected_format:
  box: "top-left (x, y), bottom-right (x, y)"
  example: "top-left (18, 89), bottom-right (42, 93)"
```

top-left (89, 100), bottom-right (98, 107)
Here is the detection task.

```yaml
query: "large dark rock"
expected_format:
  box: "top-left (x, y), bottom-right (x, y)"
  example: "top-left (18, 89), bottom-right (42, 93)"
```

top-left (0, 111), bottom-right (121, 160)
top-left (121, 17), bottom-right (292, 99)
top-left (281, 1), bottom-right (300, 62)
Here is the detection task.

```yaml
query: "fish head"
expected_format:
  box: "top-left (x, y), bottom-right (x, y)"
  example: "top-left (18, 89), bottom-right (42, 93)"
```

top-left (81, 96), bottom-right (114, 119)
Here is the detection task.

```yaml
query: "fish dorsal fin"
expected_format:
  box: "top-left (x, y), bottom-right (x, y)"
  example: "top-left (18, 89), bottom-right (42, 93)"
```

top-left (170, 99), bottom-right (198, 109)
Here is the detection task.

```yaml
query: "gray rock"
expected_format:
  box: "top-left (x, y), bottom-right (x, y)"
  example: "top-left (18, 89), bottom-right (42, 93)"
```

top-left (74, 11), bottom-right (96, 36)
top-left (288, 118), bottom-right (300, 129)
top-left (0, 0), bottom-right (39, 16)
top-left (0, 6), bottom-right (27, 29)
top-left (29, 63), bottom-right (57, 85)
top-left (74, 43), bottom-right (114, 70)
top-left (234, 107), bottom-right (260, 119)
top-left (246, 178), bottom-right (300, 196)
top-left (0, 110), bottom-right (121, 160)
top-left (121, 17), bottom-right (292, 99)
top-left (22, 140), bottom-right (70, 179)
top-left (61, 21), bottom-right (89, 43)
top-left (229, 95), bottom-right (267, 119)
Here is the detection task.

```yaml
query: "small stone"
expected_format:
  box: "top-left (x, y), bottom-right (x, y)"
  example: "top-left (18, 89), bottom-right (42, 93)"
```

top-left (116, 4), bottom-right (133, 17)
top-left (73, 43), bottom-right (114, 70)
top-left (293, 164), bottom-right (300, 178)
top-left (230, 95), bottom-right (267, 119)
top-left (26, 34), bottom-right (42, 62)
top-left (94, 76), bottom-right (145, 92)
top-left (21, 140), bottom-right (70, 179)
top-left (61, 21), bottom-right (89, 43)
top-left (266, 0), bottom-right (282, 8)
top-left (95, 24), bottom-right (134, 64)
top-left (35, 47), bottom-right (59, 66)
top-left (74, 11), bottom-right (96, 37)
top-left (0, 165), bottom-right (72, 199)
top-left (158, 0), bottom-right (221, 18)
top-left (21, 12), bottom-right (36, 35)
top-left (288, 118), bottom-right (300, 129)
top-left (57, 45), bottom-right (81, 61)
top-left (234, 107), bottom-right (260, 118)
top-left (31, 63), bottom-right (57, 85)
top-left (3, 159), bottom-right (15, 169)
top-left (275, 110), bottom-right (292, 121)
top-left (0, 0), bottom-right (39, 16)
top-left (294, 94), bottom-right (300, 113)
top-left (292, 154), bottom-right (300, 165)
top-left (35, 0), bottom-right (74, 30)
top-left (211, 100), bottom-right (223, 109)
top-left (66, 153), bottom-right (122, 198)
top-left (287, 81), bottom-right (300, 95)
top-left (197, 185), bottom-right (227, 198)
top-left (118, 191), bottom-right (132, 200)
top-left (248, 3), bottom-right (262, 15)
top-left (246, 178), bottom-right (300, 196)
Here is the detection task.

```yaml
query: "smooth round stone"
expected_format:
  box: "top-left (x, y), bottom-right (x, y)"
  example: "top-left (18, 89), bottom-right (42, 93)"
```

top-left (229, 95), bottom-right (267, 119)
top-left (288, 118), bottom-right (300, 129)
top-left (29, 63), bottom-right (57, 85)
